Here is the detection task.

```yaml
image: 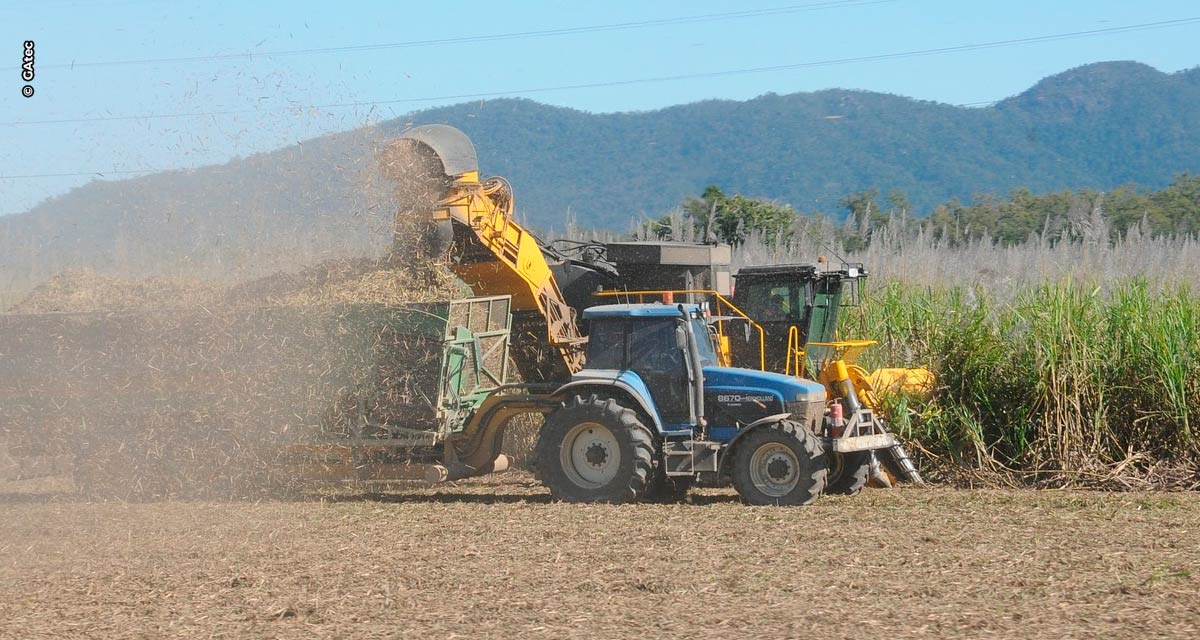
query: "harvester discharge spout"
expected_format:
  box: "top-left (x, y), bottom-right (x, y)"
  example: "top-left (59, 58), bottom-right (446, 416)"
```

top-left (392, 125), bottom-right (586, 381)
top-left (398, 123), bottom-right (479, 177)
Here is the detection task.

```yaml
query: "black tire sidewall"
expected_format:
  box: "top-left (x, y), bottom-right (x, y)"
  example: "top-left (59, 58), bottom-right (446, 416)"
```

top-left (731, 420), bottom-right (827, 506)
top-left (825, 451), bottom-right (871, 495)
top-left (536, 395), bottom-right (656, 503)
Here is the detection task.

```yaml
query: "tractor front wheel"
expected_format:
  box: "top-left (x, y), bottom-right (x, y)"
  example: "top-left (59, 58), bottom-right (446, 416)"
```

top-left (731, 420), bottom-right (826, 506)
top-left (535, 395), bottom-right (656, 503)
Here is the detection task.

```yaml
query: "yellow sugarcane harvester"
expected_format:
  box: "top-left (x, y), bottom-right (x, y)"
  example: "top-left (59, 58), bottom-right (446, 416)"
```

top-left (399, 125), bottom-right (928, 491)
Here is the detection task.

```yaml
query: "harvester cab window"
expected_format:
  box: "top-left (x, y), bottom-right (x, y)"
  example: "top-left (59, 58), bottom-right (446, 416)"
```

top-left (743, 284), bottom-right (797, 322)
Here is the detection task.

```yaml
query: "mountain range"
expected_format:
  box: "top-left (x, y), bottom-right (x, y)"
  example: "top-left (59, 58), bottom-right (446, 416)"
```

top-left (2, 60), bottom-right (1198, 294)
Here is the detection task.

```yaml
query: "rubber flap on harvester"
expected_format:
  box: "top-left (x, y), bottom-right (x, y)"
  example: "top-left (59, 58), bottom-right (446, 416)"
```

top-left (398, 124), bottom-right (479, 177)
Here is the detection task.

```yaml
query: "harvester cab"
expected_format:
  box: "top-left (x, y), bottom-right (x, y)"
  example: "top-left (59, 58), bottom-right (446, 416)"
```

top-left (730, 262), bottom-right (865, 375)
top-left (731, 262), bottom-right (925, 488)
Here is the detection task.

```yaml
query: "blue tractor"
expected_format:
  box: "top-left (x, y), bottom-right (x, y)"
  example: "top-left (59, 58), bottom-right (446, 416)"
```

top-left (535, 302), bottom-right (837, 506)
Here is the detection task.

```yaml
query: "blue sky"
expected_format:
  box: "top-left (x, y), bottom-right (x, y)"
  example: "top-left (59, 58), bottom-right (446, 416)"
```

top-left (2, 0), bottom-right (1198, 214)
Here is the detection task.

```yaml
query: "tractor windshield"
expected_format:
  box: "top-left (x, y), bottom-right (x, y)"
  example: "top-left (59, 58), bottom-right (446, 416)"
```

top-left (584, 314), bottom-right (717, 370)
top-left (691, 316), bottom-right (717, 367)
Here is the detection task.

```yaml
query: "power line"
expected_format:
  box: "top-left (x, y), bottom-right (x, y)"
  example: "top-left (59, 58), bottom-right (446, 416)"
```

top-left (0, 82), bottom-right (1110, 182)
top-left (0, 168), bottom-right (178, 179)
top-left (11, 0), bottom-right (893, 71)
top-left (4, 15), bottom-right (1196, 129)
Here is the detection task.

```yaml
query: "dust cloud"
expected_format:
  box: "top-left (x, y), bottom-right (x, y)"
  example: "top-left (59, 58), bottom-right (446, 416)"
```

top-left (0, 131), bottom-right (474, 500)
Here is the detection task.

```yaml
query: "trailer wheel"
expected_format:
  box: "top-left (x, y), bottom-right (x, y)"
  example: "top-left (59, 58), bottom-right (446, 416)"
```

top-left (535, 395), bottom-right (656, 503)
top-left (731, 420), bottom-right (826, 506)
top-left (825, 451), bottom-right (871, 495)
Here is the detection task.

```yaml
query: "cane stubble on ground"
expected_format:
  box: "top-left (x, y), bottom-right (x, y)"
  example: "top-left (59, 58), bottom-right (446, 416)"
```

top-left (2, 474), bottom-right (1198, 639)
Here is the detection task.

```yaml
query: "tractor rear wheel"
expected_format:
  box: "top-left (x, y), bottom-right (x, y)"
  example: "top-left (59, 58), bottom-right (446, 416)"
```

top-left (825, 451), bottom-right (871, 495)
top-left (731, 420), bottom-right (826, 506)
top-left (535, 395), bottom-right (656, 503)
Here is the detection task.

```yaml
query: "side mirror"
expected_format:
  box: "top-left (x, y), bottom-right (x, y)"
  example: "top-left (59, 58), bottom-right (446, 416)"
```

top-left (675, 324), bottom-right (689, 350)
top-left (743, 322), bottom-right (752, 343)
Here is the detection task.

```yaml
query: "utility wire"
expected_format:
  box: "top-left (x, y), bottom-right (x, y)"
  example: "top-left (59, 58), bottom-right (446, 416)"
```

top-left (3, 15), bottom-right (1196, 129)
top-left (2, 15), bottom-right (1197, 182)
top-left (12, 0), bottom-right (893, 71)
top-left (0, 168), bottom-right (183, 179)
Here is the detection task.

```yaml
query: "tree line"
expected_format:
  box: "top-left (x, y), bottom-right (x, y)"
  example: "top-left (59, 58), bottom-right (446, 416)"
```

top-left (642, 173), bottom-right (1200, 249)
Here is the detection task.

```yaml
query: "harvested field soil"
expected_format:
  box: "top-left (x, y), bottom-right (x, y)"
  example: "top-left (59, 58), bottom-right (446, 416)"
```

top-left (2, 475), bottom-right (1198, 639)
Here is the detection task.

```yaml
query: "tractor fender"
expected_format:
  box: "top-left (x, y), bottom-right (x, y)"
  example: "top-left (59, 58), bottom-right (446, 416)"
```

top-left (551, 378), bottom-right (667, 434)
top-left (719, 413), bottom-right (793, 472)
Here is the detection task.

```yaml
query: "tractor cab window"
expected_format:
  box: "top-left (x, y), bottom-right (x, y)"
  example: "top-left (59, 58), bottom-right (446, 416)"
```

top-left (628, 318), bottom-right (691, 423)
top-left (585, 319), bottom-right (626, 369)
top-left (587, 315), bottom-right (714, 370)
top-left (628, 319), bottom-right (683, 372)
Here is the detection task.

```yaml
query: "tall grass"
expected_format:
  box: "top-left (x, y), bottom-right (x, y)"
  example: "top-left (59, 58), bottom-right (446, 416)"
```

top-left (594, 215), bottom-right (1200, 484)
top-left (671, 212), bottom-right (1200, 485)
top-left (844, 280), bottom-right (1200, 484)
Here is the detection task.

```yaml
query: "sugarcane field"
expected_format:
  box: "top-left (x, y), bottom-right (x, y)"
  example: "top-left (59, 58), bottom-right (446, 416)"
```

top-left (5, 5), bottom-right (1200, 638)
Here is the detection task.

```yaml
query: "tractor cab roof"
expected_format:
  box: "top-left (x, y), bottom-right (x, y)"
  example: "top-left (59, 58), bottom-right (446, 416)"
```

top-left (735, 263), bottom-right (867, 281)
top-left (734, 264), bottom-right (818, 278)
top-left (582, 303), bottom-right (700, 319)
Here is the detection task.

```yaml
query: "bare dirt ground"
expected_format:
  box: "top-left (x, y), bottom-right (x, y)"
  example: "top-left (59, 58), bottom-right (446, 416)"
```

top-left (1, 473), bottom-right (1197, 640)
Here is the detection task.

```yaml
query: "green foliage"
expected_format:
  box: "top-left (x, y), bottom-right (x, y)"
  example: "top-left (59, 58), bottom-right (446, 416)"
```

top-left (677, 172), bottom-right (1200, 255)
top-left (5, 61), bottom-right (1200, 299)
top-left (639, 214), bottom-right (676, 240)
top-left (681, 185), bottom-right (796, 246)
top-left (918, 173), bottom-right (1200, 247)
top-left (844, 280), bottom-right (1200, 480)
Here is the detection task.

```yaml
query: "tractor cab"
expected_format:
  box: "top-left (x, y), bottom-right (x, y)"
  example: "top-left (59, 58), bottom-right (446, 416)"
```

top-left (565, 303), bottom-right (825, 437)
top-left (731, 263), bottom-right (867, 375)
top-left (578, 303), bottom-right (716, 429)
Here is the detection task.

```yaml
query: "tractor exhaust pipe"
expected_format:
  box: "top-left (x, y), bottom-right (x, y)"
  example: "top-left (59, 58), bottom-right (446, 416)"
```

top-left (678, 304), bottom-right (706, 427)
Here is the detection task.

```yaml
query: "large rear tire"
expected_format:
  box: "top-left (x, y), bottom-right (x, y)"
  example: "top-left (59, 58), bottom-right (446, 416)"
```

top-left (535, 395), bottom-right (656, 503)
top-left (825, 451), bottom-right (870, 495)
top-left (731, 420), bottom-right (826, 506)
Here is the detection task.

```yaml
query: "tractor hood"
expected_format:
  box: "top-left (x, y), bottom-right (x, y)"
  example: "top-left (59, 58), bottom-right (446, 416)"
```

top-left (703, 366), bottom-right (825, 404)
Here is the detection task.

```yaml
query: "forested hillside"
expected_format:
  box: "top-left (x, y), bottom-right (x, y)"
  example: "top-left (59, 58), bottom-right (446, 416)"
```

top-left (2, 61), bottom-right (1198, 295)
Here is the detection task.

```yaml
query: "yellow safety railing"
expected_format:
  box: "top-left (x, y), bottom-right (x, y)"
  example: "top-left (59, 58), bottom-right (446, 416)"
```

top-left (787, 331), bottom-right (879, 379)
top-left (785, 326), bottom-right (804, 377)
top-left (804, 339), bottom-right (876, 367)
